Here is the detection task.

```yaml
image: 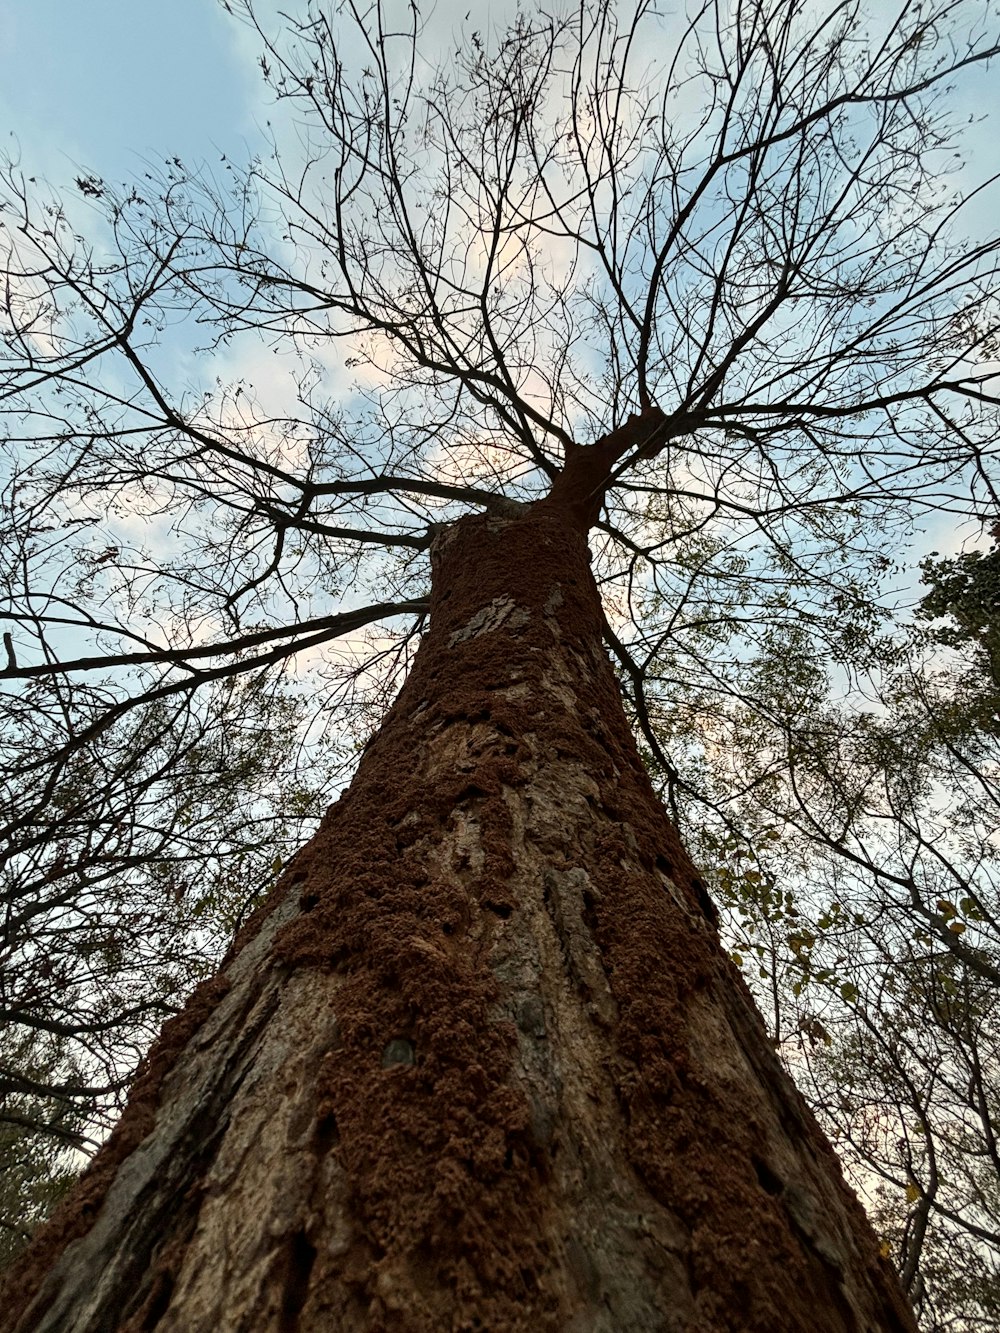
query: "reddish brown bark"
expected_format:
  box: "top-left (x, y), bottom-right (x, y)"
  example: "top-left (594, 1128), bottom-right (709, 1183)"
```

top-left (0, 485), bottom-right (916, 1331)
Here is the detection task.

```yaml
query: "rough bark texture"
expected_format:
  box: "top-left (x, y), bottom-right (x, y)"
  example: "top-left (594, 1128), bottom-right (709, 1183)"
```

top-left (1, 503), bottom-right (916, 1332)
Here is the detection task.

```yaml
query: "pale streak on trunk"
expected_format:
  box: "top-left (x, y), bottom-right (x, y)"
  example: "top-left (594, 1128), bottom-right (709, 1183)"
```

top-left (2, 510), bottom-right (915, 1333)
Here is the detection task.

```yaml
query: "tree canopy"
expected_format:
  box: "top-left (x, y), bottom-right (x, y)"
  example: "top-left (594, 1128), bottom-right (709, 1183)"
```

top-left (2, 0), bottom-right (999, 1321)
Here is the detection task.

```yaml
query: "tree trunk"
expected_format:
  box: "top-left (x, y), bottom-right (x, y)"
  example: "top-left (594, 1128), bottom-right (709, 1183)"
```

top-left (1, 505), bottom-right (916, 1332)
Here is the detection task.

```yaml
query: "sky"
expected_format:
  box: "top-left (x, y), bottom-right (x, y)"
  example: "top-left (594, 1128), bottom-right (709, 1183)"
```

top-left (4, 0), bottom-right (993, 191)
top-left (0, 0), bottom-right (261, 186)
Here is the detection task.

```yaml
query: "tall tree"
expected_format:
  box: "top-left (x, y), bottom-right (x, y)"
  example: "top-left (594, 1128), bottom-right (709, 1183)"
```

top-left (1, 0), bottom-right (998, 1326)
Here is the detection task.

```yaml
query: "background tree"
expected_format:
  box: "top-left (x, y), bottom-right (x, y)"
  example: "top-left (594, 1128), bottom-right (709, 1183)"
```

top-left (1, 0), bottom-right (999, 1327)
top-left (666, 540), bottom-right (1000, 1328)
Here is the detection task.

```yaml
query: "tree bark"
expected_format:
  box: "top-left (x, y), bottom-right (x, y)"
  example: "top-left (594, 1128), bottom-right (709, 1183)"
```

top-left (0, 504), bottom-right (916, 1332)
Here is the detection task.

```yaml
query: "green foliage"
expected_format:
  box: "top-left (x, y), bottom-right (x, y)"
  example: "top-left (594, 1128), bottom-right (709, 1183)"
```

top-left (0, 1036), bottom-right (87, 1266)
top-left (919, 544), bottom-right (1000, 652)
top-left (918, 542), bottom-right (1000, 744)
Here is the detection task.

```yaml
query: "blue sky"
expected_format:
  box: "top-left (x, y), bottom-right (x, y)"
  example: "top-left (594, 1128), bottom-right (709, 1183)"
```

top-left (0, 0), bottom-right (260, 185)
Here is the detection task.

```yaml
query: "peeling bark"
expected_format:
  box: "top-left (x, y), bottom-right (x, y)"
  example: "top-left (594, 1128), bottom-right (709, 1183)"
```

top-left (1, 505), bottom-right (916, 1332)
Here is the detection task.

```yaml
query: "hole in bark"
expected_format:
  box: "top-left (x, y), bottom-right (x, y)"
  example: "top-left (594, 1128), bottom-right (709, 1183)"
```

top-left (691, 876), bottom-right (719, 926)
top-left (441, 921), bottom-right (455, 935)
top-left (280, 1230), bottom-right (317, 1330)
top-left (139, 1271), bottom-right (174, 1330)
top-left (483, 901), bottom-right (512, 919)
top-left (581, 888), bottom-right (599, 933)
top-left (382, 1037), bottom-right (416, 1067)
top-left (299, 891), bottom-right (319, 912)
top-left (753, 1156), bottom-right (784, 1196)
top-left (314, 1112), bottom-right (340, 1150)
top-left (655, 854), bottom-right (674, 877)
top-left (457, 782), bottom-right (488, 801)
